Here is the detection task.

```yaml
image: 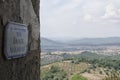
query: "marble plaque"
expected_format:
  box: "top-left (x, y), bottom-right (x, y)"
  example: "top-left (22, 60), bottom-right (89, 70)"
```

top-left (4, 22), bottom-right (28, 59)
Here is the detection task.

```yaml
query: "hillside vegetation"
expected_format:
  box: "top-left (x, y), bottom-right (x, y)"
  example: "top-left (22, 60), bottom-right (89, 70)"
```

top-left (71, 74), bottom-right (87, 80)
top-left (41, 61), bottom-right (90, 80)
top-left (41, 51), bottom-right (120, 80)
top-left (41, 66), bottom-right (67, 80)
top-left (102, 72), bottom-right (120, 80)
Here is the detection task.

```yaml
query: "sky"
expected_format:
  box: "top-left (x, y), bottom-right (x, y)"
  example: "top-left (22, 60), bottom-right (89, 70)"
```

top-left (40, 0), bottom-right (120, 40)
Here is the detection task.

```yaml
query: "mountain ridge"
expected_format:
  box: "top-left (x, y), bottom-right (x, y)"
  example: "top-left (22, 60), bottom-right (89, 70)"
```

top-left (70, 37), bottom-right (120, 45)
top-left (41, 37), bottom-right (120, 46)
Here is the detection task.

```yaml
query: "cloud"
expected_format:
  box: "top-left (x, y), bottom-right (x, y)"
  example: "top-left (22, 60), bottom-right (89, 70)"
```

top-left (84, 14), bottom-right (92, 21)
top-left (101, 4), bottom-right (120, 23)
top-left (52, 0), bottom-right (61, 5)
top-left (52, 0), bottom-right (83, 15)
top-left (41, 0), bottom-right (120, 39)
top-left (103, 4), bottom-right (119, 18)
top-left (82, 3), bottom-right (120, 24)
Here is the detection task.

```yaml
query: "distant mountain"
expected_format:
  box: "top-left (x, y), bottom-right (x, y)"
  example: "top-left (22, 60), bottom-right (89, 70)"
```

top-left (41, 37), bottom-right (120, 46)
top-left (41, 37), bottom-right (64, 47)
top-left (69, 37), bottom-right (120, 46)
top-left (41, 37), bottom-right (67, 52)
top-left (41, 37), bottom-right (120, 52)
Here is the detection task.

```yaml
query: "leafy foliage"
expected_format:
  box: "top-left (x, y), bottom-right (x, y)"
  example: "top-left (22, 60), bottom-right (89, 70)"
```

top-left (41, 66), bottom-right (67, 80)
top-left (102, 72), bottom-right (120, 80)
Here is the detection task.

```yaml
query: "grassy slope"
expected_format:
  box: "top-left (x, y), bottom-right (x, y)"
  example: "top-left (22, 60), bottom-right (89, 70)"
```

top-left (41, 61), bottom-right (90, 80)
top-left (71, 74), bottom-right (87, 80)
top-left (41, 61), bottom-right (90, 74)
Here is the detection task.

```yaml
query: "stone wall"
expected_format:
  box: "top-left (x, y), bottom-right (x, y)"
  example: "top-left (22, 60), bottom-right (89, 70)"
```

top-left (0, 0), bottom-right (40, 80)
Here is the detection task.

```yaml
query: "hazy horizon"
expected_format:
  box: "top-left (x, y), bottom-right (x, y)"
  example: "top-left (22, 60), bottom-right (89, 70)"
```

top-left (41, 0), bottom-right (120, 39)
top-left (41, 36), bottom-right (120, 42)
